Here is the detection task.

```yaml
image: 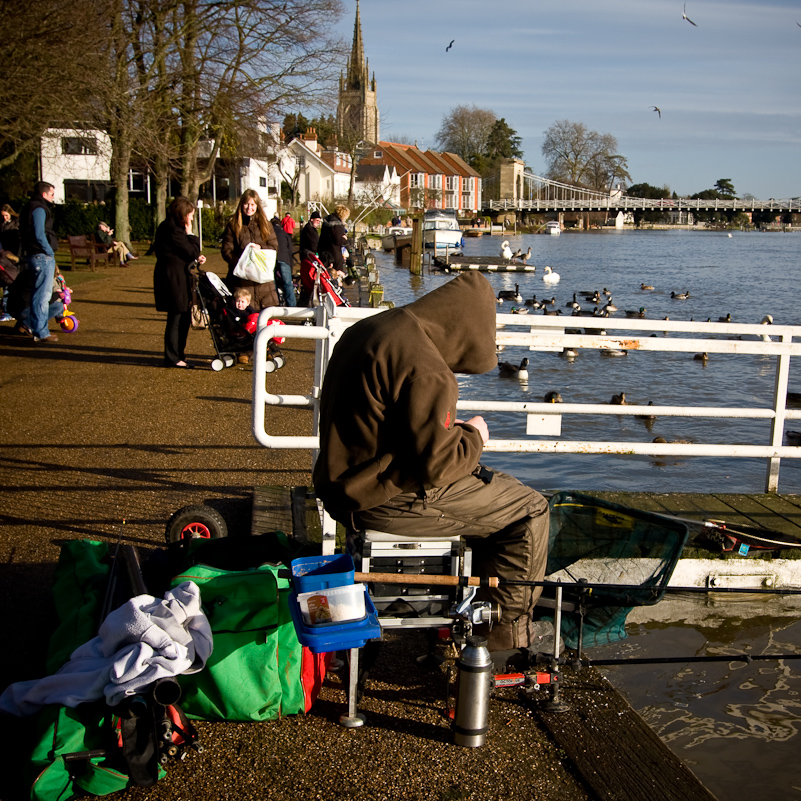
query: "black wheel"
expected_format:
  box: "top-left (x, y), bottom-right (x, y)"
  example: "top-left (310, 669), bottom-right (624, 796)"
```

top-left (165, 505), bottom-right (228, 544)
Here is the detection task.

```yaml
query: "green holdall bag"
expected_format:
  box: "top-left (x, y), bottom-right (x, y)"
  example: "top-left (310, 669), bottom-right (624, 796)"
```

top-left (170, 559), bottom-right (327, 722)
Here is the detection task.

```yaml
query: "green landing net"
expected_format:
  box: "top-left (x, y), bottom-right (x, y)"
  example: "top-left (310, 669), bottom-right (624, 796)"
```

top-left (545, 491), bottom-right (690, 648)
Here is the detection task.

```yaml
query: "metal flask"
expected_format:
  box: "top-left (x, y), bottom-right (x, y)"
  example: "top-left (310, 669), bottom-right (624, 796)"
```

top-left (453, 635), bottom-right (493, 747)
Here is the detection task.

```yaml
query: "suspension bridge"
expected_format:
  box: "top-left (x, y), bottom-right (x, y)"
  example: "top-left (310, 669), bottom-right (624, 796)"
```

top-left (484, 170), bottom-right (800, 215)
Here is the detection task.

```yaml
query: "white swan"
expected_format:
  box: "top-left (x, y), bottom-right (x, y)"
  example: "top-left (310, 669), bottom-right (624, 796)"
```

top-left (500, 240), bottom-right (513, 260)
top-left (542, 265), bottom-right (560, 284)
top-left (737, 314), bottom-right (774, 342)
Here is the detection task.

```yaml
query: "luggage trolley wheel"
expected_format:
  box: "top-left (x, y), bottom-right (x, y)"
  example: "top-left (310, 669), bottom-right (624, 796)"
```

top-left (211, 358), bottom-right (225, 372)
top-left (272, 354), bottom-right (285, 369)
top-left (223, 354), bottom-right (236, 368)
top-left (165, 504), bottom-right (228, 544)
top-left (265, 358), bottom-right (277, 373)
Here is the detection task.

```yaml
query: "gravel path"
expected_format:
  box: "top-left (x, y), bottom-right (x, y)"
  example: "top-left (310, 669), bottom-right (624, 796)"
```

top-left (0, 254), bottom-right (592, 801)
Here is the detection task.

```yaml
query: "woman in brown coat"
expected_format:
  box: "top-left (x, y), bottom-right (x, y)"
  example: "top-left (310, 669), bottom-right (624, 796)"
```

top-left (221, 189), bottom-right (279, 309)
top-left (153, 197), bottom-right (206, 368)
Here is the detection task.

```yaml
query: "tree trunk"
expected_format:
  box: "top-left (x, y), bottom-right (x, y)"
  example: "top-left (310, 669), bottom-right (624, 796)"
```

top-left (154, 151), bottom-right (169, 228)
top-left (111, 134), bottom-right (133, 244)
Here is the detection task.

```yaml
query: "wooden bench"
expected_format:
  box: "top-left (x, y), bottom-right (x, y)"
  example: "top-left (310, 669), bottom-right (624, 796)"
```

top-left (67, 235), bottom-right (110, 271)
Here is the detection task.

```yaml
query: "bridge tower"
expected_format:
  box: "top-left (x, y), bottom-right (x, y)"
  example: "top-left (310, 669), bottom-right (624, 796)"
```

top-left (499, 158), bottom-right (526, 202)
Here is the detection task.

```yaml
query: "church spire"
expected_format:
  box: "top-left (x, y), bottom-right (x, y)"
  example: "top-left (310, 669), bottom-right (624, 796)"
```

top-left (346, 0), bottom-right (366, 90)
top-left (337, 0), bottom-right (379, 144)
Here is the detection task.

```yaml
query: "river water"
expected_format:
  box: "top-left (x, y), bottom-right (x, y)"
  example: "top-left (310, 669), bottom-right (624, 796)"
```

top-left (370, 229), bottom-right (801, 800)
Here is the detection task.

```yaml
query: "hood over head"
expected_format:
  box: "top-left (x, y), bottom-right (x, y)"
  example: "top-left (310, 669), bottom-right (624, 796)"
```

top-left (403, 272), bottom-right (498, 374)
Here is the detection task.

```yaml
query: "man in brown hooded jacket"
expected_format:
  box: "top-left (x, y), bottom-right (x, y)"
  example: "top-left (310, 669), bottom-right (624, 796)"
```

top-left (313, 272), bottom-right (549, 662)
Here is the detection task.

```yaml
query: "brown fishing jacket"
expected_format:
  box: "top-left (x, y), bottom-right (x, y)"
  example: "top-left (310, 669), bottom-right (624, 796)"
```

top-left (313, 272), bottom-right (498, 518)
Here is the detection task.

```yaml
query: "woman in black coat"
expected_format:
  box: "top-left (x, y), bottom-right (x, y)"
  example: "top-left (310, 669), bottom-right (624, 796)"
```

top-left (153, 197), bottom-right (206, 368)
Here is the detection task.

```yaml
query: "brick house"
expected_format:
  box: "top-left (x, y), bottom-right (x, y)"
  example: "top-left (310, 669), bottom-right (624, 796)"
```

top-left (360, 142), bottom-right (481, 213)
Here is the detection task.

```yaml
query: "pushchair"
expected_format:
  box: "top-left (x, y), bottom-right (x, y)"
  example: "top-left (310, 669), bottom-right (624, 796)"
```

top-left (299, 254), bottom-right (350, 307)
top-left (194, 266), bottom-right (285, 372)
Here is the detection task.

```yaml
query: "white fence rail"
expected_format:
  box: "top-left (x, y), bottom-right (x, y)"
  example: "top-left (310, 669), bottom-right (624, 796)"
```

top-left (252, 302), bottom-right (801, 494)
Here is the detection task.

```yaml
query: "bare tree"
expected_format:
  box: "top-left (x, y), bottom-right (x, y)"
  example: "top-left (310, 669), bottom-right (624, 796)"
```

top-left (173, 0), bottom-right (346, 203)
top-left (0, 0), bottom-right (111, 170)
top-left (542, 120), bottom-right (629, 191)
top-left (434, 105), bottom-right (497, 165)
top-left (276, 150), bottom-right (306, 207)
top-left (93, 0), bottom-right (345, 239)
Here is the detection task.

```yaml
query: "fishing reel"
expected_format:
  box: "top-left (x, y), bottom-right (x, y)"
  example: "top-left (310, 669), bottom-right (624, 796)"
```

top-left (449, 584), bottom-right (501, 640)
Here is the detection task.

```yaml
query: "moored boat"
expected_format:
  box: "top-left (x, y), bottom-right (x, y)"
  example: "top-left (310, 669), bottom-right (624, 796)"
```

top-left (423, 209), bottom-right (464, 250)
top-left (381, 226), bottom-right (412, 251)
top-left (546, 221), bottom-right (561, 236)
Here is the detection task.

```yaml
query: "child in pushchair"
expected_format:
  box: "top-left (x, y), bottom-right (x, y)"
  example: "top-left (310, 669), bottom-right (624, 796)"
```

top-left (299, 251), bottom-right (350, 307)
top-left (194, 268), bottom-right (285, 372)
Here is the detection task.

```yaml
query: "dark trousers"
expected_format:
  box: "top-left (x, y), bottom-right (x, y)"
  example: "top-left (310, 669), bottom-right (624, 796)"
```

top-left (352, 469), bottom-right (550, 651)
top-left (164, 310), bottom-right (190, 365)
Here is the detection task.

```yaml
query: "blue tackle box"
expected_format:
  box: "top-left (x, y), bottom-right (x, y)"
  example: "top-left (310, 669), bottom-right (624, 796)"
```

top-left (289, 554), bottom-right (381, 653)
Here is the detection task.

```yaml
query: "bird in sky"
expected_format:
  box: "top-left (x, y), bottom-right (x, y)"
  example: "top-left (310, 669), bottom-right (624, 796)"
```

top-left (683, 4), bottom-right (698, 26)
top-left (651, 106), bottom-right (661, 119)
top-left (446, 39), bottom-right (455, 52)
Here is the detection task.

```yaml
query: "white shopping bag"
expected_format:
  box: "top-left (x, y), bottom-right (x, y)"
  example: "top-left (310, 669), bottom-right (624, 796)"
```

top-left (233, 244), bottom-right (277, 283)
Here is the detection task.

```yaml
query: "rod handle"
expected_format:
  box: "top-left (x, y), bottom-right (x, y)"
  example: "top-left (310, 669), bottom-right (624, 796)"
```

top-left (353, 572), bottom-right (498, 588)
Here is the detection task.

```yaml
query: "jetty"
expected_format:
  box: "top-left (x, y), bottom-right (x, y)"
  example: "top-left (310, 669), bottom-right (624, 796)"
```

top-left (433, 255), bottom-right (537, 272)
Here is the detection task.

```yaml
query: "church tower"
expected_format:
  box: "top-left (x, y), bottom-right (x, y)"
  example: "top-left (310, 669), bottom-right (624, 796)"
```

top-left (337, 0), bottom-right (379, 144)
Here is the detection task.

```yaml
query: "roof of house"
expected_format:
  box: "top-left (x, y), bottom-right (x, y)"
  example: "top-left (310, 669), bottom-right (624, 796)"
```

top-left (356, 163), bottom-right (393, 181)
top-left (365, 141), bottom-right (480, 179)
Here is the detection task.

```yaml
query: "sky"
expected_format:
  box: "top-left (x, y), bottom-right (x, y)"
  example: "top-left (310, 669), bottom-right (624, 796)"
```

top-left (333, 0), bottom-right (801, 200)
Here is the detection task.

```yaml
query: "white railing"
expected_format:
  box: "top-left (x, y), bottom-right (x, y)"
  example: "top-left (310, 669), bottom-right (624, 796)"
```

top-left (252, 302), bottom-right (801, 495)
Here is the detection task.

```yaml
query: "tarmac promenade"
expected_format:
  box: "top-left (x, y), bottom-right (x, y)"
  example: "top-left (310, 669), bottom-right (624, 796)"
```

top-left (0, 256), bottom-right (600, 801)
top-left (0, 254), bottom-right (716, 801)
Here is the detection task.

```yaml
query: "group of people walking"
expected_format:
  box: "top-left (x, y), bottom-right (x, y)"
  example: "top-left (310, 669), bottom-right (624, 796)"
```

top-left (152, 189), bottom-right (349, 368)
top-left (1, 182), bottom-right (346, 365)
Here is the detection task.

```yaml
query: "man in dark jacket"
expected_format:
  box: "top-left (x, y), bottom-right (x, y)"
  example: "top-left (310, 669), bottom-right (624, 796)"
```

top-left (316, 205), bottom-right (350, 275)
top-left (299, 210), bottom-right (321, 258)
top-left (313, 272), bottom-right (550, 666)
top-left (270, 217), bottom-right (296, 306)
top-left (18, 182), bottom-right (59, 342)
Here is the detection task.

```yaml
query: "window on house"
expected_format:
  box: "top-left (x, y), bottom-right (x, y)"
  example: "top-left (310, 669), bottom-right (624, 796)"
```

top-left (446, 175), bottom-right (458, 191)
top-left (374, 150), bottom-right (383, 158)
top-left (61, 137), bottom-right (98, 156)
top-left (410, 172), bottom-right (425, 188)
top-left (259, 177), bottom-right (267, 187)
top-left (431, 174), bottom-right (442, 190)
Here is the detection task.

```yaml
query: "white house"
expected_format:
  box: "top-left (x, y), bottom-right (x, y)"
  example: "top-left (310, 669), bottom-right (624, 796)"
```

top-left (40, 127), bottom-right (113, 204)
top-left (281, 131), bottom-right (350, 204)
top-left (353, 163), bottom-right (400, 209)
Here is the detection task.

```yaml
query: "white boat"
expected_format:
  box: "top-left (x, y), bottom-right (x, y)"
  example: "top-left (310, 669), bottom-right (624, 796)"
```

top-left (546, 221), bottom-right (561, 236)
top-left (423, 209), bottom-right (463, 250)
top-left (381, 226), bottom-right (412, 251)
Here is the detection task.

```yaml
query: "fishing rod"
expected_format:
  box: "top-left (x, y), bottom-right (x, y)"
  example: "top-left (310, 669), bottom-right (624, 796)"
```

top-left (354, 572), bottom-right (801, 667)
top-left (582, 653), bottom-right (801, 667)
top-left (355, 572), bottom-right (801, 597)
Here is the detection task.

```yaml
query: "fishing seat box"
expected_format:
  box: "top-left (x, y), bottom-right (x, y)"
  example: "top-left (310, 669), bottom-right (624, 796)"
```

top-left (359, 530), bottom-right (471, 623)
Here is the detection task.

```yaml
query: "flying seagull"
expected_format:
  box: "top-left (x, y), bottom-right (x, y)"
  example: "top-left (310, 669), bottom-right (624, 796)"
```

top-left (446, 39), bottom-right (455, 52)
top-left (651, 106), bottom-right (661, 119)
top-left (683, 3), bottom-right (698, 26)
